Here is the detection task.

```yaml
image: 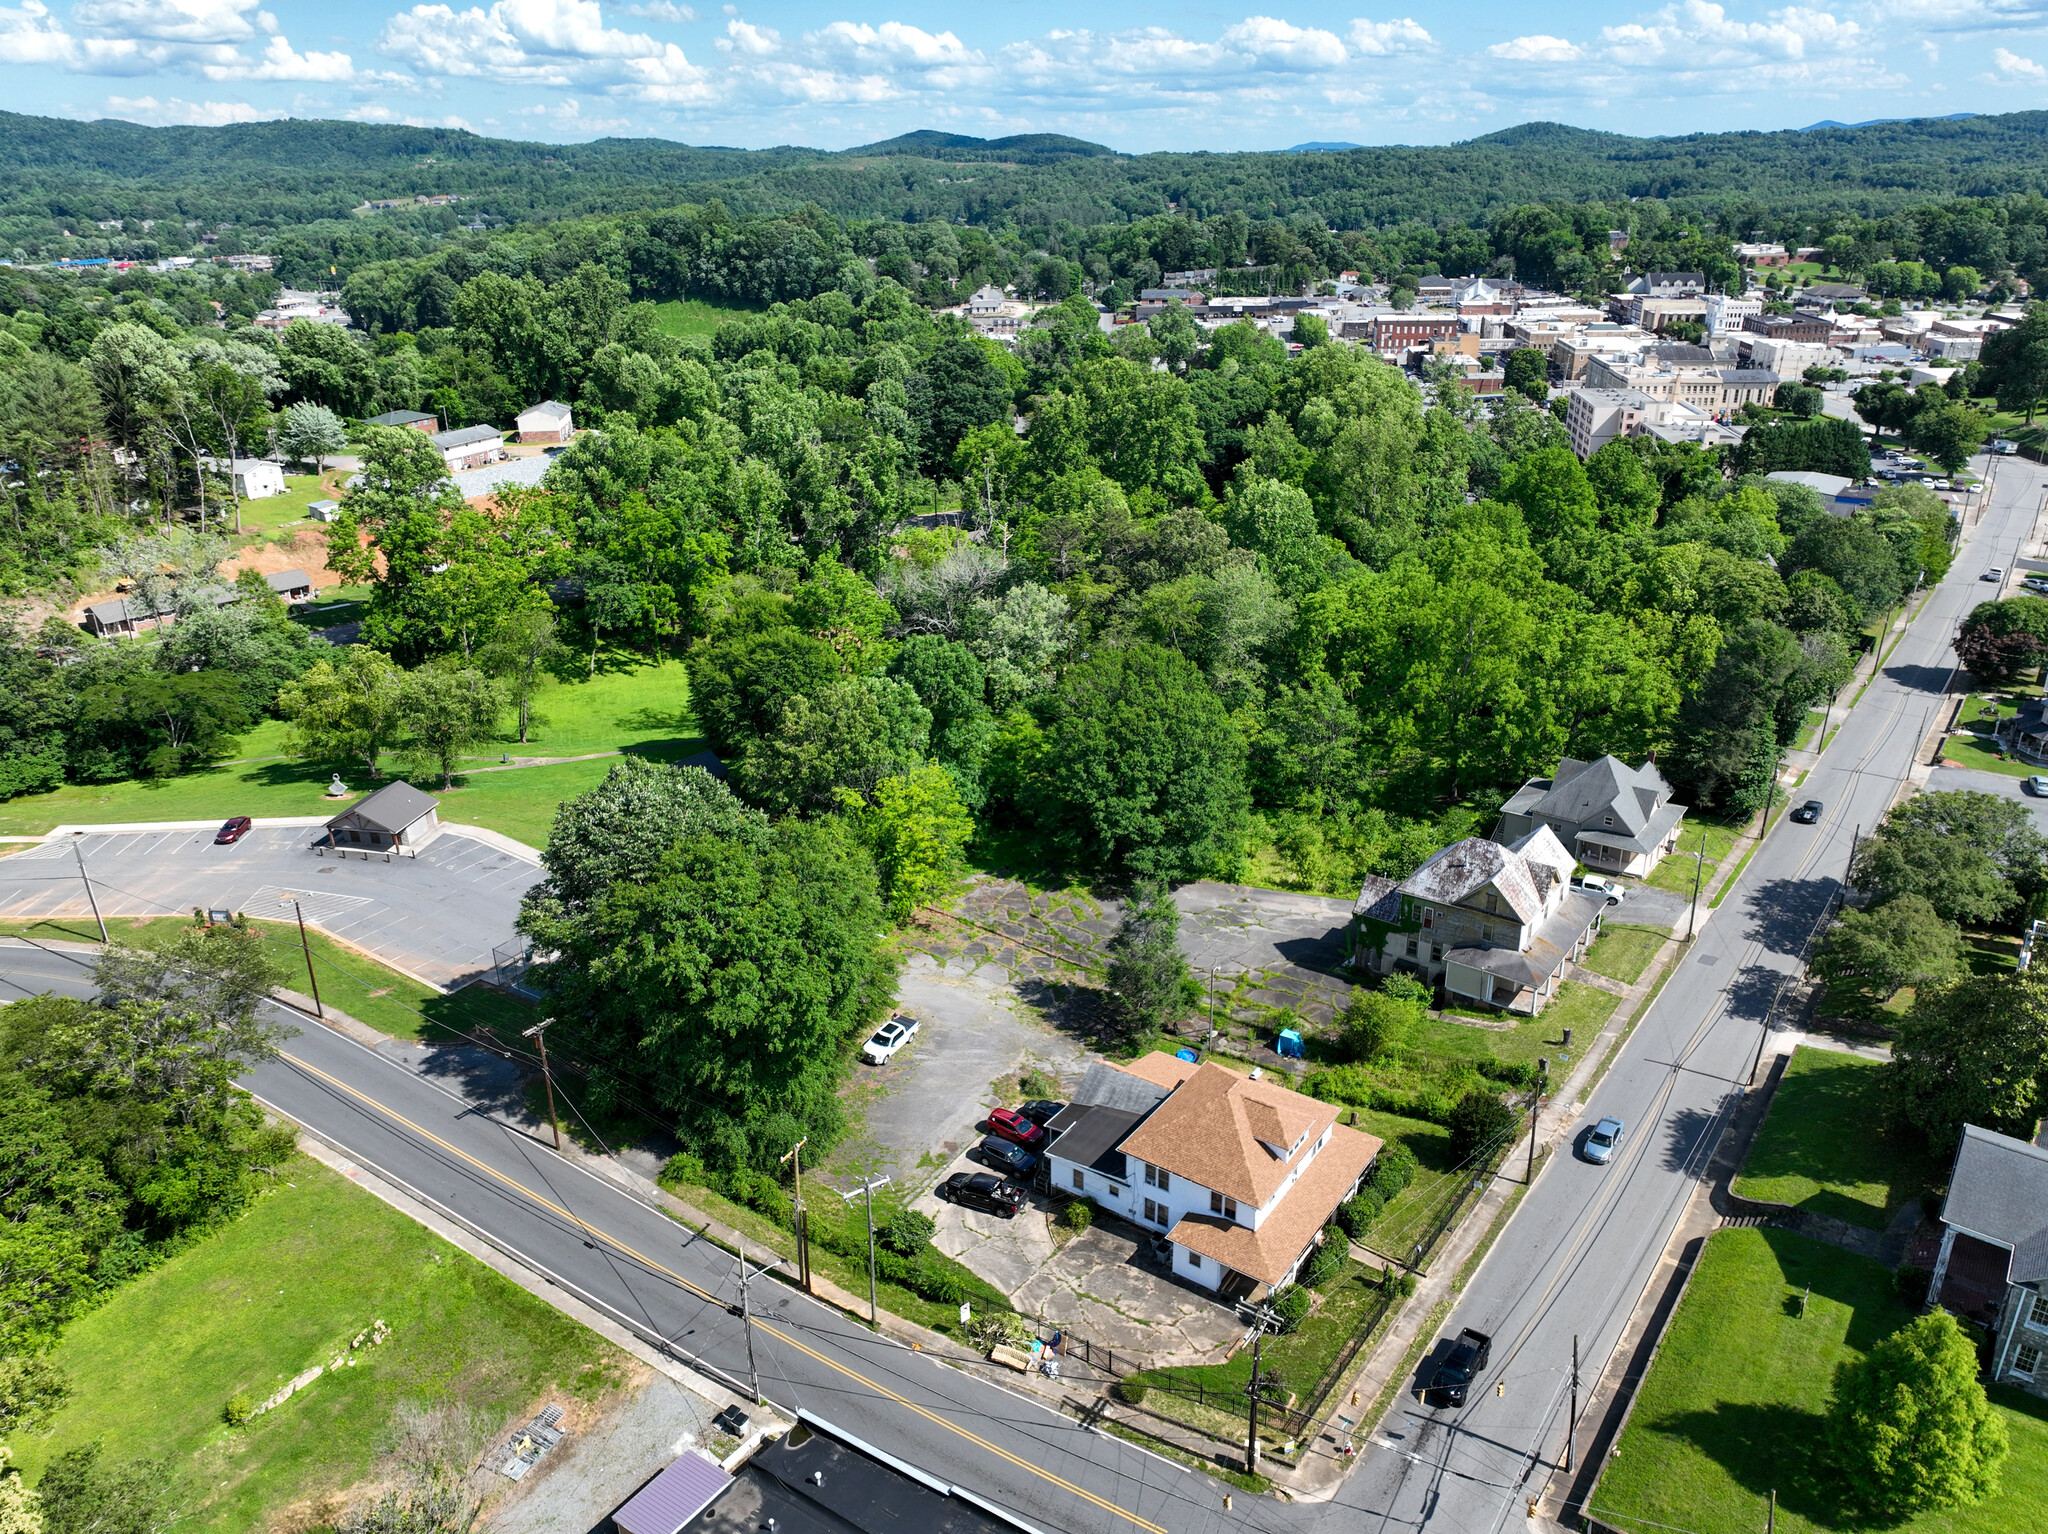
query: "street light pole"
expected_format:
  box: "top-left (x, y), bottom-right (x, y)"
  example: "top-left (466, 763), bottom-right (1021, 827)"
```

top-left (71, 835), bottom-right (107, 943)
top-left (836, 1176), bottom-right (890, 1327)
top-left (780, 1138), bottom-right (810, 1293)
top-left (522, 1019), bottom-right (562, 1151)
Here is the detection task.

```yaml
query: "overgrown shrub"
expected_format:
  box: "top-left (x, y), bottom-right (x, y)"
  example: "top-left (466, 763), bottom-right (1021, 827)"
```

top-left (1371, 1142), bottom-right (1418, 1200)
top-left (1115, 1378), bottom-right (1149, 1405)
top-left (660, 1151), bottom-right (707, 1188)
top-left (879, 1206), bottom-right (936, 1257)
top-left (1271, 1286), bottom-right (1312, 1333)
top-left (1446, 1089), bottom-right (1519, 1163)
top-left (1337, 1189), bottom-right (1384, 1238)
top-left (1381, 1268), bottom-right (1417, 1297)
top-left (1062, 1200), bottom-right (1095, 1231)
top-left (1379, 974), bottom-right (1432, 1007)
top-left (223, 1393), bottom-right (254, 1426)
top-left (1302, 1226), bottom-right (1347, 1288)
top-left (1894, 1264), bottom-right (1933, 1306)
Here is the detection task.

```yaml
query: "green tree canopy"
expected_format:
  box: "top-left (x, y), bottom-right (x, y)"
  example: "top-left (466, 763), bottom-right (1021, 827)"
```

top-left (1827, 1310), bottom-right (2008, 1519)
top-left (1887, 970), bottom-right (2048, 1147)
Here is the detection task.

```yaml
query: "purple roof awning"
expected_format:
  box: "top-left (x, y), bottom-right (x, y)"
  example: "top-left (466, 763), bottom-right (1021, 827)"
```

top-left (613, 1450), bottom-right (733, 1534)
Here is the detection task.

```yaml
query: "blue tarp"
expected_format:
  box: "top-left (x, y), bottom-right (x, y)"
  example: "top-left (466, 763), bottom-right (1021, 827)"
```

top-left (1276, 1029), bottom-right (1305, 1058)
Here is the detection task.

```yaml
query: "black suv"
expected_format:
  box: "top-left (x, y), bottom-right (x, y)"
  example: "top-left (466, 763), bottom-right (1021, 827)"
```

top-left (1424, 1328), bottom-right (1493, 1407)
top-left (939, 1172), bottom-right (1025, 1218)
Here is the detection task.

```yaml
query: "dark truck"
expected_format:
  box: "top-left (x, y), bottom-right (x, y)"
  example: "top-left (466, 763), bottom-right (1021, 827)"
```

top-left (1425, 1328), bottom-right (1493, 1407)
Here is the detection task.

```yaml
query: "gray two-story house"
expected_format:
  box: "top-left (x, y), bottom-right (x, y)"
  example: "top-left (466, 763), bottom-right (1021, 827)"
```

top-left (1928, 1125), bottom-right (2048, 1398)
top-left (1495, 755), bottom-right (1687, 878)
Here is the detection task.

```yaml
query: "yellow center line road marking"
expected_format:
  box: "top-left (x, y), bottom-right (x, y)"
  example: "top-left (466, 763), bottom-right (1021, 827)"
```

top-left (279, 1052), bottom-right (1168, 1534)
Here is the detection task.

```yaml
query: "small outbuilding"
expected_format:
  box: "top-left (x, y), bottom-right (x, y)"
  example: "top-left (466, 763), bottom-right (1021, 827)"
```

top-left (325, 780), bottom-right (441, 851)
top-left (265, 569), bottom-right (315, 604)
top-left (307, 499), bottom-right (341, 522)
top-left (231, 458), bottom-right (286, 499)
top-left (515, 399), bottom-right (575, 443)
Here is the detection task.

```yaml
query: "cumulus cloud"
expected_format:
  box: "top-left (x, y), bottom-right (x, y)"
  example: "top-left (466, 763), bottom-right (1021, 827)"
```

top-left (1865, 0), bottom-right (2048, 32)
top-left (342, 99), bottom-right (471, 125)
top-left (103, 90), bottom-right (280, 120)
top-left (1992, 43), bottom-right (2045, 74)
top-left (1347, 17), bottom-right (1433, 54)
top-left (1490, 34), bottom-right (1583, 60)
top-left (616, 0), bottom-right (691, 17)
top-left (202, 33), bottom-right (351, 78)
top-left (378, 0), bottom-right (711, 99)
top-left (71, 0), bottom-right (260, 43)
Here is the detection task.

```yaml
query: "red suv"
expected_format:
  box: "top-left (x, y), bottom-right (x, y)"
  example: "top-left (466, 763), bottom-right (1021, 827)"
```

top-left (985, 1107), bottom-right (1046, 1149)
top-left (214, 816), bottom-right (253, 845)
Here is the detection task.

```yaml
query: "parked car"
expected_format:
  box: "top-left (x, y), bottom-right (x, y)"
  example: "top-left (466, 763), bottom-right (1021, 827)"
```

top-left (859, 1015), bottom-right (919, 1065)
top-left (1017, 1099), bottom-right (1066, 1127)
top-left (2026, 777), bottom-right (2048, 797)
top-left (975, 1137), bottom-right (1038, 1178)
top-left (1574, 875), bottom-right (1625, 905)
top-left (1424, 1328), bottom-right (1494, 1407)
top-left (1790, 800), bottom-right (1824, 824)
top-left (1985, 567), bottom-right (2006, 582)
top-left (1584, 1116), bottom-right (1626, 1165)
top-left (984, 1106), bottom-right (1047, 1149)
top-left (214, 816), bottom-right (252, 845)
top-left (938, 1172), bottom-right (1025, 1218)
top-left (1993, 438), bottom-right (2018, 454)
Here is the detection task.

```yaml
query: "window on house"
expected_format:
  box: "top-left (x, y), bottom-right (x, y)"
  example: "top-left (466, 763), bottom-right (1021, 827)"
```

top-left (1406, 938), bottom-right (1419, 958)
top-left (1481, 924), bottom-right (1494, 943)
top-left (1072, 1169), bottom-right (1085, 1192)
top-left (1144, 1163), bottom-right (1157, 1187)
top-left (1157, 1168), bottom-right (1170, 1192)
top-left (1187, 1252), bottom-right (1201, 1269)
top-left (2018, 1344), bottom-right (2041, 1378)
top-left (2032, 1293), bottom-right (2048, 1331)
top-left (1421, 909), bottom-right (1433, 929)
top-left (1210, 1191), bottom-right (1238, 1221)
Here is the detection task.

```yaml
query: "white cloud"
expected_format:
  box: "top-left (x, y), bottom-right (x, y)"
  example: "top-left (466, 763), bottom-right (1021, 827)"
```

top-left (1600, 2), bottom-right (1864, 69)
top-left (1489, 34), bottom-right (1583, 60)
top-left (716, 16), bottom-right (777, 54)
top-left (1864, 0), bottom-right (2048, 33)
top-left (202, 32), bottom-right (351, 78)
top-left (1993, 43), bottom-right (2045, 74)
top-left (617, 0), bottom-right (691, 18)
top-left (72, 0), bottom-right (259, 44)
top-left (342, 99), bottom-right (470, 125)
top-left (1347, 17), bottom-right (1433, 55)
top-left (377, 0), bottom-right (712, 98)
top-left (103, 90), bottom-right (280, 120)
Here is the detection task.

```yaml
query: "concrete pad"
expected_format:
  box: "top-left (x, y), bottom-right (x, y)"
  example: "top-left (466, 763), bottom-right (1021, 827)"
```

top-left (1010, 1222), bottom-right (1246, 1367)
top-left (488, 1374), bottom-right (716, 1534)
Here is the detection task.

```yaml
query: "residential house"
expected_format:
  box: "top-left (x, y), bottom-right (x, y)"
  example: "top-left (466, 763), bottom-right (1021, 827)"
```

top-left (967, 285), bottom-right (1007, 316)
top-left (515, 399), bottom-right (575, 444)
top-left (1350, 829), bottom-right (1606, 1013)
top-left (1926, 1125), bottom-right (2048, 1399)
top-left (266, 568), bottom-right (315, 603)
top-left (227, 458), bottom-right (285, 499)
top-left (80, 570), bottom-right (314, 638)
top-left (364, 409), bottom-right (439, 434)
top-left (325, 780), bottom-right (441, 851)
top-left (1046, 1055), bottom-right (1381, 1302)
top-left (430, 424), bottom-right (505, 473)
top-left (1496, 755), bottom-right (1688, 876)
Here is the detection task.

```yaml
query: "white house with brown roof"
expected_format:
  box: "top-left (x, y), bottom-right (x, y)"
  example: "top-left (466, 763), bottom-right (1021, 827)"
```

top-left (1352, 829), bottom-right (1605, 1014)
top-left (1046, 1053), bottom-right (1380, 1302)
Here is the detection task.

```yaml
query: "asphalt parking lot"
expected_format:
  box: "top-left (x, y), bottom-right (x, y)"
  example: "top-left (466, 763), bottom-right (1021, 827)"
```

top-left (0, 823), bottom-right (541, 988)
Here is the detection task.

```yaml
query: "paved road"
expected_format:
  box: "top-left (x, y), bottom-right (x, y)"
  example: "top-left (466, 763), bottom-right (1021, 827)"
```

top-left (0, 824), bottom-right (540, 987)
top-left (1320, 447), bottom-right (2042, 1534)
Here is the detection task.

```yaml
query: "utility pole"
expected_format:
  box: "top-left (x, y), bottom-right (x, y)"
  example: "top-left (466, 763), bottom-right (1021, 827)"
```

top-left (284, 897), bottom-right (323, 1019)
top-left (780, 1138), bottom-right (810, 1293)
top-left (1767, 1488), bottom-right (1776, 1534)
top-left (1758, 765), bottom-right (1778, 841)
top-left (1245, 1303), bottom-right (1280, 1476)
top-left (1565, 1333), bottom-right (1580, 1473)
top-left (1685, 821), bottom-right (1707, 942)
top-left (726, 1246), bottom-right (779, 1406)
top-left (71, 835), bottom-right (106, 943)
top-left (1845, 823), bottom-right (1861, 895)
top-left (836, 1176), bottom-right (890, 1327)
top-left (1527, 1058), bottom-right (1548, 1185)
top-left (522, 1019), bottom-right (562, 1151)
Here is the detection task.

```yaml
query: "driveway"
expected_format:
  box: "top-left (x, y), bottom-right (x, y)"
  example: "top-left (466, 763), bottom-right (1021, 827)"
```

top-left (0, 823), bottom-right (540, 988)
top-left (1930, 764), bottom-right (2048, 823)
top-left (822, 949), bottom-right (1090, 1196)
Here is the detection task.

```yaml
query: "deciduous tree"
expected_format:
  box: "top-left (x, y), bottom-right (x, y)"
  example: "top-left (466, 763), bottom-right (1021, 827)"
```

top-left (1827, 1310), bottom-right (2008, 1518)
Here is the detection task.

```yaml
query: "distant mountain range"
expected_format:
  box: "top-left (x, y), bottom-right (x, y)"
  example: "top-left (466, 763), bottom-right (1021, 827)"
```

top-left (1284, 142), bottom-right (1367, 153)
top-left (1801, 112), bottom-right (1978, 130)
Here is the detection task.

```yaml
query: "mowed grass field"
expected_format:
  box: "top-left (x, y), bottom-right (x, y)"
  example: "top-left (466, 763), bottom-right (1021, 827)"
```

top-left (650, 297), bottom-right (762, 337)
top-left (1595, 1226), bottom-right (2048, 1534)
top-left (1731, 1047), bottom-right (1943, 1230)
top-left (12, 1158), bottom-right (624, 1534)
top-left (0, 657), bottom-right (702, 844)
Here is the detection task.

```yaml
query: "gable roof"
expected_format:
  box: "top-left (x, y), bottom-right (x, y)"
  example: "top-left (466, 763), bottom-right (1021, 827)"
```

top-left (1943, 1125), bottom-right (2048, 1285)
top-left (1531, 756), bottom-right (1670, 835)
top-left (328, 779), bottom-right (438, 834)
top-left (1071, 1059), bottom-right (1178, 1115)
top-left (1400, 837), bottom-right (1545, 926)
top-left (1116, 1056), bottom-right (1339, 1206)
top-left (364, 409), bottom-right (436, 428)
top-left (517, 399), bottom-right (572, 422)
top-left (432, 424), bottom-right (502, 450)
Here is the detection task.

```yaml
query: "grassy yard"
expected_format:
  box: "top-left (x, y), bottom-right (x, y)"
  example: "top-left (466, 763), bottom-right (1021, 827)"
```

top-left (0, 912), bottom-right (536, 1042)
top-left (1594, 1226), bottom-right (2048, 1534)
top-left (1435, 981), bottom-right (1617, 1069)
top-left (1942, 694), bottom-right (2039, 778)
top-left (1647, 816), bottom-right (1743, 896)
top-left (12, 1157), bottom-right (625, 1534)
top-left (233, 472), bottom-right (348, 540)
top-left (1730, 1047), bottom-right (1942, 1229)
top-left (0, 661), bottom-right (704, 842)
top-left (1583, 925), bottom-right (1668, 986)
top-left (650, 297), bottom-right (760, 338)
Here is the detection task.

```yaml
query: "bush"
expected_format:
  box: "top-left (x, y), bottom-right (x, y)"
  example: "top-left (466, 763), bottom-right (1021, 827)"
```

top-left (660, 1151), bottom-right (707, 1188)
top-left (1379, 973), bottom-right (1432, 1007)
top-left (1271, 1286), bottom-right (1312, 1333)
top-left (1446, 1089), bottom-right (1520, 1163)
top-left (1827, 1309), bottom-right (2009, 1517)
top-left (1371, 1142), bottom-right (1419, 1200)
top-left (1302, 1226), bottom-right (1348, 1288)
top-left (1340, 989), bottom-right (1423, 1063)
top-left (1019, 1068), bottom-right (1058, 1098)
top-left (223, 1392), bottom-right (254, 1426)
top-left (1061, 1199), bottom-right (1095, 1231)
top-left (879, 1206), bottom-right (936, 1257)
top-left (915, 1262), bottom-right (967, 1306)
top-left (1115, 1378), bottom-right (1149, 1405)
top-left (1337, 1189), bottom-right (1384, 1238)
top-left (1382, 1268), bottom-right (1417, 1298)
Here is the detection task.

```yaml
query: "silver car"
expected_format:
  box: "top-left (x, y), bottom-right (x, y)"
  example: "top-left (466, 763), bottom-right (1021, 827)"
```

top-left (1584, 1117), bottom-right (1625, 1165)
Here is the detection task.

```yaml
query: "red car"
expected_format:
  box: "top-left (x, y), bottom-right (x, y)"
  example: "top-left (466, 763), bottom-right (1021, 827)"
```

top-left (214, 816), bottom-right (252, 845)
top-left (985, 1106), bottom-right (1046, 1149)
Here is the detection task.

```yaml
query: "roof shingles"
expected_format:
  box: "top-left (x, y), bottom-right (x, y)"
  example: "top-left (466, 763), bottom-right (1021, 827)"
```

top-left (1117, 1058), bottom-right (1339, 1207)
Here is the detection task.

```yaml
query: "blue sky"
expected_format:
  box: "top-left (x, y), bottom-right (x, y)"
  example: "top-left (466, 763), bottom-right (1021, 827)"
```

top-left (3, 0), bottom-right (2043, 149)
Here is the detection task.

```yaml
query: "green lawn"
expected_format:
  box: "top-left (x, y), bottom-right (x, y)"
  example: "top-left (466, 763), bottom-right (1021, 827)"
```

top-left (1647, 817), bottom-right (1743, 896)
top-left (1434, 981), bottom-right (1616, 1068)
top-left (650, 297), bottom-right (760, 338)
top-left (233, 472), bottom-right (347, 540)
top-left (1941, 732), bottom-right (2037, 779)
top-left (1595, 1226), bottom-right (2048, 1534)
top-left (1730, 1047), bottom-right (1941, 1229)
top-left (0, 912), bottom-right (536, 1042)
top-left (13, 1157), bottom-right (623, 1534)
top-left (0, 661), bottom-right (704, 842)
top-left (1583, 925), bottom-right (1668, 986)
